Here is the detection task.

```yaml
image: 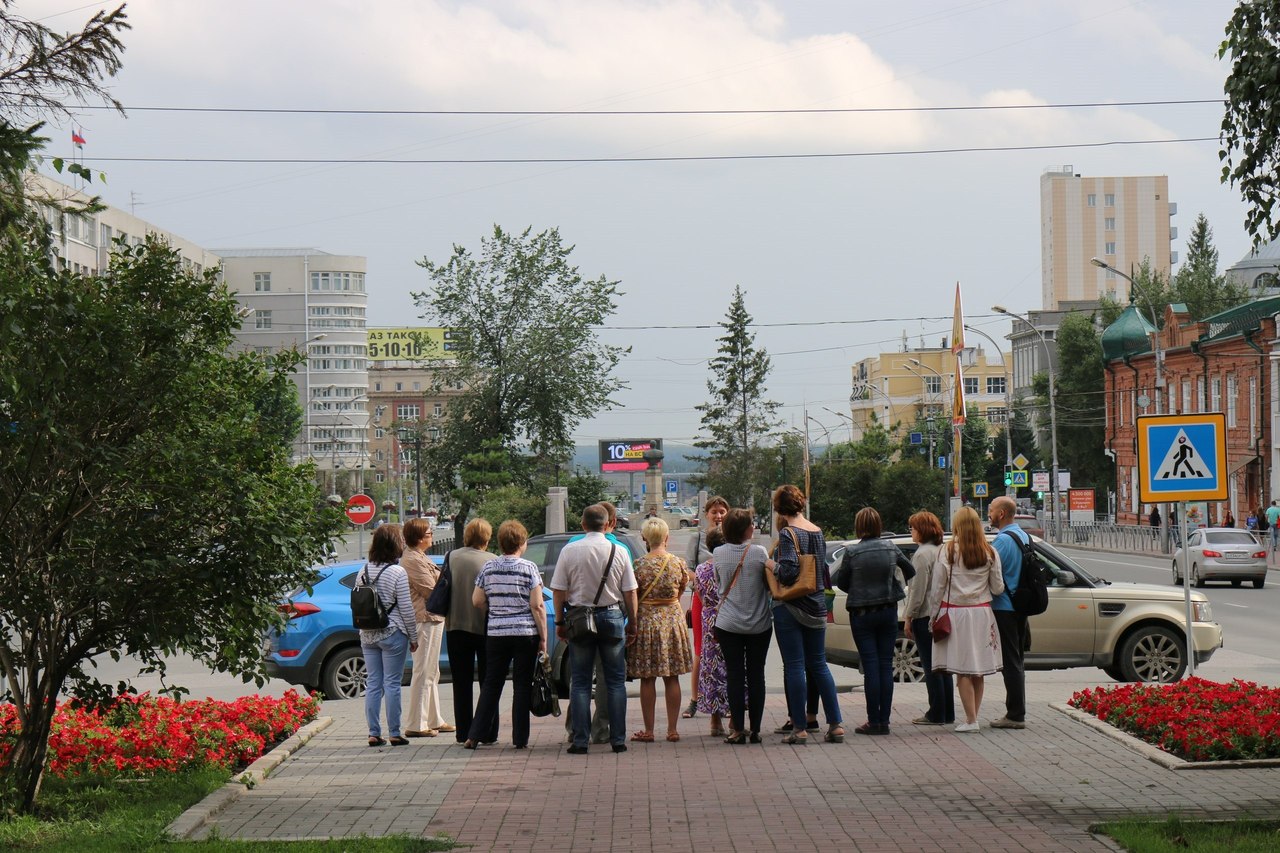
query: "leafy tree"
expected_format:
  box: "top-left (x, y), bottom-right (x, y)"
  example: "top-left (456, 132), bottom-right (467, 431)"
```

top-left (810, 457), bottom-right (880, 537)
top-left (1220, 0), bottom-right (1280, 245)
top-left (0, 233), bottom-right (340, 812)
top-left (413, 226), bottom-right (627, 539)
top-left (878, 460), bottom-right (947, 532)
top-left (1031, 312), bottom-right (1113, 491)
top-left (1174, 214), bottom-right (1250, 317)
top-left (848, 417), bottom-right (897, 465)
top-left (695, 286), bottom-right (780, 514)
top-left (565, 466), bottom-right (611, 519)
top-left (474, 484), bottom-right (546, 538)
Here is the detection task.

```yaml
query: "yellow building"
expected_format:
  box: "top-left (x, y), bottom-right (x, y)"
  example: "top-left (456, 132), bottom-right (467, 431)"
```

top-left (848, 344), bottom-right (1011, 441)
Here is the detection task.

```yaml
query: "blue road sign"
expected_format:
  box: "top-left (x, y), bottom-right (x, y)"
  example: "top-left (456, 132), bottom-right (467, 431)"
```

top-left (666, 479), bottom-right (678, 495)
top-left (910, 431), bottom-right (923, 446)
top-left (1010, 470), bottom-right (1028, 487)
top-left (972, 482), bottom-right (988, 497)
top-left (938, 455), bottom-right (947, 469)
top-left (1136, 413), bottom-right (1227, 502)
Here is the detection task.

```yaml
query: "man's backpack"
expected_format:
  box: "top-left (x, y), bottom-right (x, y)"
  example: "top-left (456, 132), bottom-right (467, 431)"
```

top-left (351, 564), bottom-right (393, 629)
top-left (1000, 530), bottom-right (1049, 617)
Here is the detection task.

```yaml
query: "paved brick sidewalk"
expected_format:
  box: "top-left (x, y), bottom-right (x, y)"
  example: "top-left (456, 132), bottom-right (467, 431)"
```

top-left (190, 672), bottom-right (1280, 851)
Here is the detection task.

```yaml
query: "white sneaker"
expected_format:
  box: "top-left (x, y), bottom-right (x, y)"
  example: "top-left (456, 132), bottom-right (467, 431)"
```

top-left (954, 721), bottom-right (980, 733)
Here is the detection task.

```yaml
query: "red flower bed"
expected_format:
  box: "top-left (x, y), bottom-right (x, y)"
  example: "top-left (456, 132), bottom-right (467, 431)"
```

top-left (1070, 677), bottom-right (1280, 762)
top-left (0, 690), bottom-right (319, 779)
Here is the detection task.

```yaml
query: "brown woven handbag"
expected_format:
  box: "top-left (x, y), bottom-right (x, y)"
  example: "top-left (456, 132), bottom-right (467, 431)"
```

top-left (765, 527), bottom-right (818, 602)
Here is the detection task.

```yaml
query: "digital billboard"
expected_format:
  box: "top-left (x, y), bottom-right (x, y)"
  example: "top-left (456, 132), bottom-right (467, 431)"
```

top-left (599, 439), bottom-right (662, 473)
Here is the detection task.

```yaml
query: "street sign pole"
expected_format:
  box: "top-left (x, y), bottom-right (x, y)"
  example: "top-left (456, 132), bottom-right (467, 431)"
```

top-left (1179, 500), bottom-right (1193, 678)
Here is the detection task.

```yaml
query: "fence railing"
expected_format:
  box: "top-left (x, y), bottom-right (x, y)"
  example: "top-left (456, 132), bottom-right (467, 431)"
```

top-left (1043, 520), bottom-right (1171, 555)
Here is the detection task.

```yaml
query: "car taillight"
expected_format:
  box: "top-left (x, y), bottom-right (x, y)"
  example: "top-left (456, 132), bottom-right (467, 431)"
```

top-left (279, 602), bottom-right (320, 619)
top-left (1201, 549), bottom-right (1223, 558)
top-left (1255, 551), bottom-right (1268, 559)
top-left (278, 649), bottom-right (301, 658)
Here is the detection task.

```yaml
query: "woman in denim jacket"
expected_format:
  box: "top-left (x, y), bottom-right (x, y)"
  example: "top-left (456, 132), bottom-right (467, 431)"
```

top-left (831, 507), bottom-right (915, 735)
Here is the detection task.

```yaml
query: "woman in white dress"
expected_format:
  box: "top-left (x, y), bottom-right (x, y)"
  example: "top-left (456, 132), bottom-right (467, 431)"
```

top-left (928, 507), bottom-right (1004, 733)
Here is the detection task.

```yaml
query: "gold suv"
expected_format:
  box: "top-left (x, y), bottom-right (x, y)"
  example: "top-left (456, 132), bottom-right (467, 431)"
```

top-left (824, 534), bottom-right (1222, 684)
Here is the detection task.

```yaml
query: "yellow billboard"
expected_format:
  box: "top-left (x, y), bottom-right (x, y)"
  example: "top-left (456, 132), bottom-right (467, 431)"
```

top-left (365, 328), bottom-right (462, 362)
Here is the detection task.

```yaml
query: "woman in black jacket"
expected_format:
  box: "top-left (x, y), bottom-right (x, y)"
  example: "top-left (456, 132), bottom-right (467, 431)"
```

top-left (832, 507), bottom-right (915, 735)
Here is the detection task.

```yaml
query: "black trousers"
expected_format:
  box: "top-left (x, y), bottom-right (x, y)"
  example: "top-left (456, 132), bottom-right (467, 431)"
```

top-left (468, 634), bottom-right (539, 747)
top-left (446, 629), bottom-right (497, 743)
top-left (994, 610), bottom-right (1028, 722)
top-left (713, 626), bottom-right (772, 735)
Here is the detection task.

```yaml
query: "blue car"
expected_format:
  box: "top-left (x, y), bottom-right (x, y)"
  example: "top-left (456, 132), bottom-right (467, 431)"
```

top-left (266, 558), bottom-right (558, 700)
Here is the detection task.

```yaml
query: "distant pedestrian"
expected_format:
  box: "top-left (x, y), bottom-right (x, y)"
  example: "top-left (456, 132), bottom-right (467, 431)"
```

top-left (1224, 510), bottom-right (1236, 528)
top-left (359, 524), bottom-right (418, 747)
top-left (903, 510), bottom-right (954, 727)
top-left (1149, 506), bottom-right (1161, 539)
top-left (713, 508), bottom-right (774, 744)
top-left (929, 506), bottom-right (1004, 734)
top-left (465, 520), bottom-right (545, 750)
top-left (444, 519), bottom-right (497, 745)
top-left (832, 507), bottom-right (915, 735)
top-left (1267, 501), bottom-right (1280, 551)
top-left (628, 517), bottom-right (692, 743)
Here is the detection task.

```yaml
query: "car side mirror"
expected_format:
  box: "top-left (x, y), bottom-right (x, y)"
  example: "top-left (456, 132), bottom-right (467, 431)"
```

top-left (1056, 569), bottom-right (1077, 587)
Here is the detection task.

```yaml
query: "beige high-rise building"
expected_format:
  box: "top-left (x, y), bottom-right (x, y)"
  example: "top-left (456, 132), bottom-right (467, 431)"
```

top-left (1040, 166), bottom-right (1176, 309)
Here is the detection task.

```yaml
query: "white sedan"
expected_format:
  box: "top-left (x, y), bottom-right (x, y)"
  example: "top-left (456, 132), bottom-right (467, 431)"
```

top-left (1172, 527), bottom-right (1267, 588)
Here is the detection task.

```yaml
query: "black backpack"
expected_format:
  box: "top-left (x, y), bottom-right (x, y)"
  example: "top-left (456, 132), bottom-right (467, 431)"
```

top-left (1000, 530), bottom-right (1049, 617)
top-left (351, 564), bottom-right (394, 629)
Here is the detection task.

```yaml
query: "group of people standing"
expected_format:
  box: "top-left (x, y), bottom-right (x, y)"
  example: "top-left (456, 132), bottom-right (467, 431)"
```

top-left (359, 490), bottom-right (1035, 749)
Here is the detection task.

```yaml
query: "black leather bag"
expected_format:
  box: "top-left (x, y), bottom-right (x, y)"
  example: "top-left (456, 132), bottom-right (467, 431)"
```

top-left (424, 552), bottom-right (452, 617)
top-left (530, 652), bottom-right (560, 717)
top-left (564, 544), bottom-right (616, 643)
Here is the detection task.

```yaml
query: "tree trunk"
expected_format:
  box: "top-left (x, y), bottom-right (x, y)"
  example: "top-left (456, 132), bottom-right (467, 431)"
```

top-left (6, 683), bottom-right (58, 813)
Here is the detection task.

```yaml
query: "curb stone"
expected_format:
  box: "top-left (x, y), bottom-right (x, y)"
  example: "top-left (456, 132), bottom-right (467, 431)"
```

top-left (1052, 703), bottom-right (1280, 770)
top-left (164, 715), bottom-right (333, 841)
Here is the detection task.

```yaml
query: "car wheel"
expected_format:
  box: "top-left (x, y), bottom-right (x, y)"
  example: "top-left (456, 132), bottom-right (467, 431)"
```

top-left (1192, 564), bottom-right (1205, 588)
top-left (1254, 577), bottom-right (1266, 589)
top-left (1102, 664), bottom-right (1128, 682)
top-left (321, 646), bottom-right (367, 699)
top-left (1116, 625), bottom-right (1186, 683)
top-left (1171, 561), bottom-right (1181, 585)
top-left (1231, 579), bottom-right (1242, 588)
top-left (892, 636), bottom-right (925, 683)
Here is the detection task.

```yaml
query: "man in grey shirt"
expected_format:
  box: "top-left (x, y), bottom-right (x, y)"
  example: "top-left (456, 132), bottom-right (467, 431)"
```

top-left (552, 504), bottom-right (638, 754)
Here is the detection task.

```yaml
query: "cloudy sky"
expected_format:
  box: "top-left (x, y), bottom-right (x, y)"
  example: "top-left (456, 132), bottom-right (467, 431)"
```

top-left (23, 0), bottom-right (1251, 447)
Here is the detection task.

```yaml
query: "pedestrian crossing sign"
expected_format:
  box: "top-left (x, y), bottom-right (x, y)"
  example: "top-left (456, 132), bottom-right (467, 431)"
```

top-left (1010, 470), bottom-right (1028, 487)
top-left (1136, 413), bottom-right (1227, 502)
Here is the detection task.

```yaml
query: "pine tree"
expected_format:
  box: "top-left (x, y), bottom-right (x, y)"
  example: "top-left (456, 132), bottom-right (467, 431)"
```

top-left (695, 286), bottom-right (779, 513)
top-left (1173, 214), bottom-right (1250, 318)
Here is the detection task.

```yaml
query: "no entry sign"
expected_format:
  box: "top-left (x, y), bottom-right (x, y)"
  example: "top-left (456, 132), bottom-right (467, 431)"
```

top-left (345, 494), bottom-right (376, 526)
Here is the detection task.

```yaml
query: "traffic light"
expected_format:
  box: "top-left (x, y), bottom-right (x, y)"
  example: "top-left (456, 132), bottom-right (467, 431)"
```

top-left (1003, 465), bottom-right (1012, 487)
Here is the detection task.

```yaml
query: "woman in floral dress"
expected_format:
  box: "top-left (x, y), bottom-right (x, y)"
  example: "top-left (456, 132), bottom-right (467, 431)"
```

top-left (694, 526), bottom-right (728, 736)
top-left (628, 517), bottom-right (693, 742)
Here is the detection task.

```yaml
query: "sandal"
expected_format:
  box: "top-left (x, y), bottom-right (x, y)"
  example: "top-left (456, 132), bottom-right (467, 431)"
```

top-left (724, 731), bottom-right (747, 745)
top-left (388, 736), bottom-right (410, 746)
top-left (825, 725), bottom-right (846, 744)
top-left (367, 737), bottom-right (386, 747)
top-left (666, 732), bottom-right (680, 742)
top-left (781, 732), bottom-right (808, 745)
top-left (773, 721), bottom-right (794, 734)
top-left (631, 730), bottom-right (655, 743)
top-left (710, 725), bottom-right (726, 738)
top-left (682, 700), bottom-right (698, 719)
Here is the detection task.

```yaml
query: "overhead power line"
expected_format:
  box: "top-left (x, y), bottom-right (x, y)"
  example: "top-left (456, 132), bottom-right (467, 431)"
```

top-left (80, 136), bottom-right (1216, 167)
top-left (76, 98), bottom-right (1221, 117)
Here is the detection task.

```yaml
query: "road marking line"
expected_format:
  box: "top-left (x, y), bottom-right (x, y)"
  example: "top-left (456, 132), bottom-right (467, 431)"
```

top-left (1222, 603), bottom-right (1249, 608)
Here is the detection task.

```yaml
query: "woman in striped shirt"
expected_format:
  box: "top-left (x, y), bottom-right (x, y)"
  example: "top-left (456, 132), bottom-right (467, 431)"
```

top-left (464, 520), bottom-right (547, 750)
top-left (360, 523), bottom-right (419, 747)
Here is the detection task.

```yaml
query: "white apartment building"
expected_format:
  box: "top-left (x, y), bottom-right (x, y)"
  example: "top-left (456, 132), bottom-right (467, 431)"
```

top-left (1040, 166), bottom-right (1176, 310)
top-left (215, 249), bottom-right (371, 492)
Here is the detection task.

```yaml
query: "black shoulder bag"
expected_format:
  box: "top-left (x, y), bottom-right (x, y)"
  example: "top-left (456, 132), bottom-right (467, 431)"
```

top-left (424, 551), bottom-right (453, 617)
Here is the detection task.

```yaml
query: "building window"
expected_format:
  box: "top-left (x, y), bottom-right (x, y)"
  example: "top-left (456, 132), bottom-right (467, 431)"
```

top-left (1181, 380), bottom-right (1191, 414)
top-left (397, 404), bottom-right (420, 421)
top-left (986, 377), bottom-right (1006, 395)
top-left (1251, 377), bottom-right (1258, 434)
top-left (375, 473), bottom-right (384, 484)
top-left (963, 377), bottom-right (979, 396)
top-left (413, 382), bottom-right (420, 391)
top-left (1087, 194), bottom-right (1096, 207)
top-left (429, 428), bottom-right (440, 440)
top-left (374, 427), bottom-right (385, 439)
top-left (986, 406), bottom-right (1007, 424)
top-left (1104, 217), bottom-right (1115, 230)
top-left (433, 402), bottom-right (443, 417)
top-left (1227, 375), bottom-right (1237, 427)
top-left (395, 382), bottom-right (403, 391)
top-left (1211, 377), bottom-right (1222, 413)
top-left (1105, 193), bottom-right (1115, 206)
top-left (1105, 242), bottom-right (1116, 255)
top-left (374, 382), bottom-right (381, 391)
top-left (1196, 377), bottom-right (1204, 412)
top-left (254, 273), bottom-right (271, 292)
top-left (924, 376), bottom-right (942, 395)
top-left (255, 310), bottom-right (272, 330)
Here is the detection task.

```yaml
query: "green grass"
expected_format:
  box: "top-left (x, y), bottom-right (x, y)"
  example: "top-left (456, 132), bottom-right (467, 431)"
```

top-left (0, 770), bottom-right (453, 851)
top-left (1096, 817), bottom-right (1280, 851)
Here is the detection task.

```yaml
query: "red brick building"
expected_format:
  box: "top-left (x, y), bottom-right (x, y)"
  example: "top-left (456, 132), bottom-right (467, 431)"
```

top-left (1103, 296), bottom-right (1280, 525)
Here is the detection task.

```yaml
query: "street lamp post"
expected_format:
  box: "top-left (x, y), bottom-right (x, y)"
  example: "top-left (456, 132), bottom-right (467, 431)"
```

top-left (1092, 257), bottom-right (1169, 548)
top-left (994, 306), bottom-right (1061, 541)
top-left (965, 325), bottom-right (1016, 496)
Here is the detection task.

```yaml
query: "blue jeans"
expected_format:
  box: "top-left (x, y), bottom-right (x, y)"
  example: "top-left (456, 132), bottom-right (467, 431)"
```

top-left (910, 616), bottom-right (955, 724)
top-left (568, 608), bottom-right (627, 748)
top-left (1271, 523), bottom-right (1279, 551)
top-left (773, 605), bottom-right (842, 731)
top-left (363, 629), bottom-right (410, 738)
top-left (850, 606), bottom-right (897, 727)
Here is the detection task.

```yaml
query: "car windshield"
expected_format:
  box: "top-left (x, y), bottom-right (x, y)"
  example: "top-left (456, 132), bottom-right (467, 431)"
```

top-left (1205, 531), bottom-right (1259, 546)
top-left (1033, 540), bottom-right (1102, 584)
